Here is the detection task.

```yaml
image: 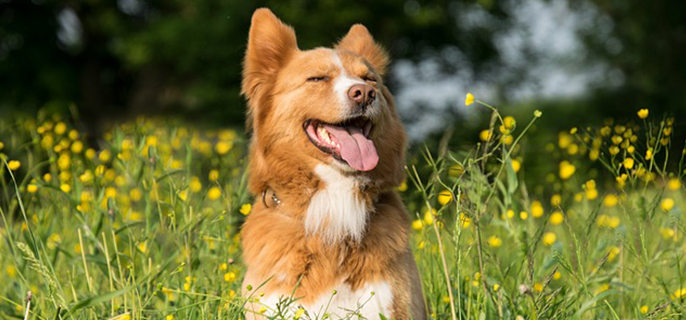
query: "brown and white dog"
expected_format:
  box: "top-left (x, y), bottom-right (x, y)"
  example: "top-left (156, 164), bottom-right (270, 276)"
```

top-left (240, 8), bottom-right (426, 319)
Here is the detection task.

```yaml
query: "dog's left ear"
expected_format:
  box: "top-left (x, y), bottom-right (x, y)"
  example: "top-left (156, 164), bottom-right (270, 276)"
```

top-left (336, 24), bottom-right (389, 76)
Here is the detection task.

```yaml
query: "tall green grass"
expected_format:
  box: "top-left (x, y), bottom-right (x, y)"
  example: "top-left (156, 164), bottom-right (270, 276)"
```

top-left (0, 102), bottom-right (684, 319)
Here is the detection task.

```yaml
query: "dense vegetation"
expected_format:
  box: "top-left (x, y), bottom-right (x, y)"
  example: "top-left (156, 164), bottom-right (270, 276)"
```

top-left (1, 97), bottom-right (684, 319)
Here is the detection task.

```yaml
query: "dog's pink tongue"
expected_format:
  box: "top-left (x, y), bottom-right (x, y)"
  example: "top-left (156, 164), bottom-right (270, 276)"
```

top-left (324, 125), bottom-right (379, 171)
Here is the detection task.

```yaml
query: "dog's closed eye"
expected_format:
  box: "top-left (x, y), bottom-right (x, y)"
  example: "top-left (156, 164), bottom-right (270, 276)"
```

top-left (307, 76), bottom-right (330, 82)
top-left (362, 75), bottom-right (377, 83)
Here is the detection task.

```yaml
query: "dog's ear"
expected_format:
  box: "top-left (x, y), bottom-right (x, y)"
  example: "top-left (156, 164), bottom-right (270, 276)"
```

top-left (336, 24), bottom-right (389, 76)
top-left (242, 8), bottom-right (298, 102)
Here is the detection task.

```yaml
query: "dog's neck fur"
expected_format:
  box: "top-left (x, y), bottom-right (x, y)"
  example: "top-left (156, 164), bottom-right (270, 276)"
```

top-left (305, 164), bottom-right (374, 243)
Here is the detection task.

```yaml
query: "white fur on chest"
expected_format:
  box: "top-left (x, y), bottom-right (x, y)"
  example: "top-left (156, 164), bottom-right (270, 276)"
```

top-left (259, 281), bottom-right (393, 319)
top-left (305, 164), bottom-right (370, 243)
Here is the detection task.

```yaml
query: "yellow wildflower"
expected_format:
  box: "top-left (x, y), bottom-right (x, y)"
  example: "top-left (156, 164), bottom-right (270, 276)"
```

top-left (637, 108), bottom-right (649, 119)
top-left (553, 271), bottom-right (561, 280)
top-left (7, 160), bottom-right (21, 171)
top-left (531, 201), bottom-right (544, 218)
top-left (209, 169), bottom-right (220, 182)
top-left (487, 236), bottom-right (502, 248)
top-left (215, 141), bottom-right (233, 155)
top-left (71, 141), bottom-right (83, 153)
top-left (240, 203), bottom-right (252, 215)
top-left (603, 194), bottom-right (619, 207)
top-left (551, 194), bottom-right (562, 206)
top-left (660, 227), bottom-right (676, 240)
top-left (465, 93), bottom-right (475, 106)
top-left (595, 283), bottom-right (610, 295)
top-left (27, 184), bottom-right (38, 193)
top-left (423, 208), bottom-right (436, 225)
top-left (645, 148), bottom-right (653, 160)
top-left (411, 219), bottom-right (423, 231)
top-left (397, 180), bottom-right (408, 191)
top-left (137, 242), bottom-right (147, 253)
top-left (294, 308), bottom-right (305, 319)
top-left (99, 150), bottom-right (112, 162)
top-left (533, 282), bottom-right (543, 292)
top-left (437, 190), bottom-right (453, 206)
top-left (479, 129), bottom-right (492, 142)
top-left (558, 132), bottom-right (572, 149)
top-left (589, 149), bottom-right (599, 161)
top-left (640, 306), bottom-right (648, 314)
top-left (459, 213), bottom-right (471, 228)
top-left (668, 178), bottom-right (681, 190)
top-left (609, 146), bottom-right (619, 155)
top-left (543, 232), bottom-right (557, 245)
top-left (558, 161), bottom-right (575, 180)
top-left (549, 211), bottom-right (564, 225)
top-left (623, 158), bottom-right (634, 169)
top-left (224, 271), bottom-right (236, 282)
top-left (616, 174), bottom-right (628, 188)
top-left (448, 164), bottom-right (464, 177)
top-left (208, 187), bottom-right (222, 200)
top-left (493, 284), bottom-right (500, 291)
top-left (511, 159), bottom-right (521, 173)
top-left (60, 184), bottom-right (71, 193)
top-left (674, 288), bottom-right (686, 299)
top-left (503, 116), bottom-right (516, 130)
top-left (85, 148), bottom-right (96, 159)
top-left (68, 129), bottom-right (79, 140)
top-left (189, 177), bottom-right (202, 193)
top-left (129, 188), bottom-right (142, 202)
top-left (607, 246), bottom-right (621, 262)
top-left (54, 122), bottom-right (67, 135)
top-left (519, 211), bottom-right (528, 220)
top-left (661, 198), bottom-right (675, 212)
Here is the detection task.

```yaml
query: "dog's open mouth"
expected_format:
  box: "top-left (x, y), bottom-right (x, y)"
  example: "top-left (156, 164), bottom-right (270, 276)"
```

top-left (304, 117), bottom-right (378, 171)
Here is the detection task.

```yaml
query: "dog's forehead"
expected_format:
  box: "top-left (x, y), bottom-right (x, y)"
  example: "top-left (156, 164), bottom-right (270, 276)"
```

top-left (290, 48), bottom-right (368, 75)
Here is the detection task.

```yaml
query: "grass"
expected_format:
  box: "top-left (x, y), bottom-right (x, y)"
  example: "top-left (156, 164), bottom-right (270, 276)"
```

top-left (0, 102), bottom-right (684, 319)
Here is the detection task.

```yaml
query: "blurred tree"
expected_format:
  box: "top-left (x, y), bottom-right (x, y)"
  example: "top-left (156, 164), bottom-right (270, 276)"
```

top-left (573, 0), bottom-right (686, 121)
top-left (0, 0), bottom-right (512, 134)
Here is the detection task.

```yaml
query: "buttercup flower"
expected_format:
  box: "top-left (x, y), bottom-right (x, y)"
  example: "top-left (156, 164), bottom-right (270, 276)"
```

top-left (558, 161), bottom-right (575, 180)
top-left (543, 232), bottom-right (556, 245)
top-left (437, 190), bottom-right (453, 206)
top-left (637, 108), bottom-right (649, 119)
top-left (465, 93), bottom-right (475, 106)
top-left (661, 198), bottom-right (675, 212)
top-left (7, 160), bottom-right (21, 171)
top-left (240, 203), bottom-right (252, 215)
top-left (488, 236), bottom-right (502, 248)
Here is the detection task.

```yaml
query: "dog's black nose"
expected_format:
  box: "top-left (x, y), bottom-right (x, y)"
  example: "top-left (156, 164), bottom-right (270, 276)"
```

top-left (347, 84), bottom-right (375, 109)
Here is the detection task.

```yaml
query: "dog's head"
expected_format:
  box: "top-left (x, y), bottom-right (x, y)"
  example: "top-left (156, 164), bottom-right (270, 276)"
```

top-left (242, 8), bottom-right (405, 194)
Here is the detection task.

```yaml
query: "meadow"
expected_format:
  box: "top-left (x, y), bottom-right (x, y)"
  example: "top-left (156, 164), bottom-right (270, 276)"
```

top-left (0, 96), bottom-right (684, 319)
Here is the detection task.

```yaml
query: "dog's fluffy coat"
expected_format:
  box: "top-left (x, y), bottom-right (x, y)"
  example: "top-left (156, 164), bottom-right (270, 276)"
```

top-left (240, 8), bottom-right (426, 319)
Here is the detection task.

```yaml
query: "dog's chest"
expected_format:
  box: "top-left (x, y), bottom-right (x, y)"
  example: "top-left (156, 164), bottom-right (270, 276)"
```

top-left (306, 280), bottom-right (393, 318)
top-left (304, 164), bottom-right (371, 243)
top-left (261, 280), bottom-right (394, 319)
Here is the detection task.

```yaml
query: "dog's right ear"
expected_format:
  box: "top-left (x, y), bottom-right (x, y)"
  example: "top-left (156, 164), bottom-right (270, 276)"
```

top-left (242, 8), bottom-right (298, 103)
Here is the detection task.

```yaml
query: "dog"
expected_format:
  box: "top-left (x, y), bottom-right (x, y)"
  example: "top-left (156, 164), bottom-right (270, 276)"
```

top-left (240, 8), bottom-right (426, 319)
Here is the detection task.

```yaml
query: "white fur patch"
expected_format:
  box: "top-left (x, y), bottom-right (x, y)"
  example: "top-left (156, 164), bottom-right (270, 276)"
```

top-left (332, 52), bottom-right (366, 111)
top-left (258, 281), bottom-right (393, 319)
top-left (305, 164), bottom-right (369, 243)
